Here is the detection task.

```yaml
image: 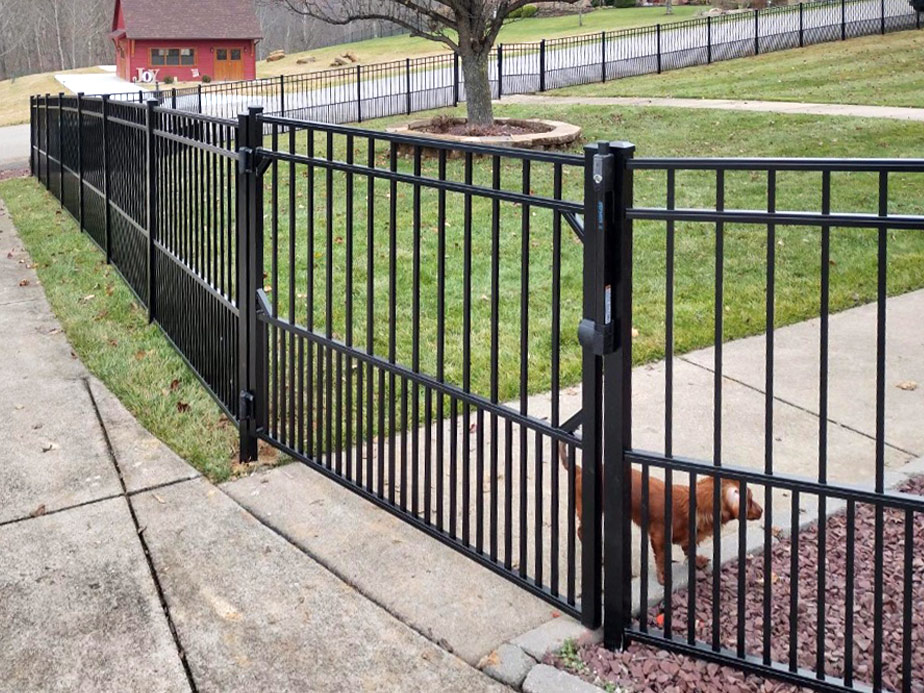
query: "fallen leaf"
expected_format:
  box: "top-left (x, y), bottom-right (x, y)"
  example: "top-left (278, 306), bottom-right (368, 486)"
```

top-left (655, 612), bottom-right (665, 628)
top-left (153, 494), bottom-right (166, 504)
top-left (176, 401), bottom-right (190, 413)
top-left (170, 379), bottom-right (180, 391)
top-left (631, 327), bottom-right (640, 338)
top-left (41, 442), bottom-right (58, 453)
top-left (135, 350), bottom-right (146, 360)
top-left (18, 279), bottom-right (29, 287)
top-left (30, 504), bottom-right (47, 518)
top-left (896, 380), bottom-right (918, 391)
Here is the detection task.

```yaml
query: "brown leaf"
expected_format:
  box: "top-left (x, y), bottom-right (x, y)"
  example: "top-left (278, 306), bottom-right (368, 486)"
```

top-left (169, 379), bottom-right (180, 391)
top-left (18, 279), bottom-right (29, 287)
top-left (176, 401), bottom-right (190, 413)
top-left (134, 350), bottom-right (146, 360)
top-left (30, 504), bottom-right (47, 518)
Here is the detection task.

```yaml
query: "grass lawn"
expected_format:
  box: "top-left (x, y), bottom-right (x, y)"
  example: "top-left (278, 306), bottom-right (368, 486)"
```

top-left (554, 29), bottom-right (924, 108)
top-left (256, 6), bottom-right (706, 78)
top-left (0, 177), bottom-right (240, 481)
top-left (0, 66), bottom-right (106, 128)
top-left (259, 103), bottom-right (924, 409)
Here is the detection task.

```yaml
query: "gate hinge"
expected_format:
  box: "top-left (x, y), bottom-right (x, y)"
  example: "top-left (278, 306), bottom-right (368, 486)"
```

top-left (238, 147), bottom-right (254, 175)
top-left (578, 318), bottom-right (617, 355)
top-left (239, 389), bottom-right (255, 423)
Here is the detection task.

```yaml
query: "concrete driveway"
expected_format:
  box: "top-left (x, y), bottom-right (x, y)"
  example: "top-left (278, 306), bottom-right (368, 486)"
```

top-left (0, 124), bottom-right (30, 171)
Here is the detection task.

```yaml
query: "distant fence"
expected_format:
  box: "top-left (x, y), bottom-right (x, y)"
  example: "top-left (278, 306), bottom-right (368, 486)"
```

top-left (81, 0), bottom-right (922, 125)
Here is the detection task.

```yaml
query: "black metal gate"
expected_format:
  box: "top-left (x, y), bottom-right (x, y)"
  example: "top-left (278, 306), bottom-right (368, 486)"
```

top-left (236, 108), bottom-right (602, 624)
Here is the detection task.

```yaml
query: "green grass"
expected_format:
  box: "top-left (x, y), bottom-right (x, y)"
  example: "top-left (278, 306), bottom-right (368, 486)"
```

top-left (0, 177), bottom-right (239, 481)
top-left (257, 102), bottom-right (924, 410)
top-left (257, 6), bottom-right (707, 77)
top-left (554, 29), bottom-right (924, 108)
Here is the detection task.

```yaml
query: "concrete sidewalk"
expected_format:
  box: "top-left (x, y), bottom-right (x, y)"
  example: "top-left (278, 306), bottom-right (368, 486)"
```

top-left (0, 199), bottom-right (501, 691)
top-left (502, 94), bottom-right (924, 121)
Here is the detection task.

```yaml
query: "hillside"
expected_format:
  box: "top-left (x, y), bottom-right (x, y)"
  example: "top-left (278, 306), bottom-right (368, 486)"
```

top-left (256, 6), bottom-right (706, 77)
top-left (0, 67), bottom-right (107, 128)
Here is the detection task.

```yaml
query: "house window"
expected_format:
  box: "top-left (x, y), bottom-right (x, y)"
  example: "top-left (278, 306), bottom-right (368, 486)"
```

top-left (150, 48), bottom-right (195, 66)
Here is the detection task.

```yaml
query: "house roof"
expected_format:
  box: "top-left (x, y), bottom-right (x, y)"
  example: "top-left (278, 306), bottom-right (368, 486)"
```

top-left (115, 0), bottom-right (263, 40)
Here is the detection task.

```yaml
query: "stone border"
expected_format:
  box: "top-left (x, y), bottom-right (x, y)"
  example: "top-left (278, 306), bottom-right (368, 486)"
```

top-left (385, 118), bottom-right (582, 151)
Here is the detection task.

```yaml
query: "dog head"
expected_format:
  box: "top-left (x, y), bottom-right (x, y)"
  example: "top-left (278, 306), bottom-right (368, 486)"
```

top-left (720, 480), bottom-right (763, 523)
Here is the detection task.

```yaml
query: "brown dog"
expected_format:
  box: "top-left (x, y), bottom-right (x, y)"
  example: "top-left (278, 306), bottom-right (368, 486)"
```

top-left (558, 442), bottom-right (763, 585)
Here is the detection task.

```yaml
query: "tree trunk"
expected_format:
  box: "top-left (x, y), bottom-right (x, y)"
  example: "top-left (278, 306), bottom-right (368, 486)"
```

top-left (460, 51), bottom-right (493, 127)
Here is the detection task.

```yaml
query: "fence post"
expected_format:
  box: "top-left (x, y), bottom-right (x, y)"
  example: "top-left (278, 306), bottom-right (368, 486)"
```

top-left (497, 44), bottom-right (503, 99)
top-left (842, 0), bottom-right (846, 40)
top-left (236, 106), bottom-right (264, 463)
top-left (754, 9), bottom-right (760, 55)
top-left (656, 24), bottom-right (662, 74)
top-left (601, 31), bottom-right (607, 83)
top-left (356, 64), bottom-right (362, 123)
top-left (406, 58), bottom-right (412, 115)
top-left (279, 74), bottom-right (285, 116)
top-left (44, 94), bottom-right (50, 190)
top-left (580, 140), bottom-right (635, 646)
top-left (29, 96), bottom-right (35, 176)
top-left (144, 99), bottom-right (158, 324)
top-left (799, 2), bottom-right (804, 47)
top-left (57, 93), bottom-right (64, 207)
top-left (101, 95), bottom-right (112, 264)
top-left (76, 93), bottom-right (85, 232)
top-left (138, 90), bottom-right (143, 104)
top-left (197, 84), bottom-right (203, 114)
top-left (707, 16), bottom-right (712, 63)
top-left (453, 52), bottom-right (460, 106)
top-left (881, 0), bottom-right (885, 34)
top-left (604, 141), bottom-right (635, 649)
top-left (539, 39), bottom-right (546, 92)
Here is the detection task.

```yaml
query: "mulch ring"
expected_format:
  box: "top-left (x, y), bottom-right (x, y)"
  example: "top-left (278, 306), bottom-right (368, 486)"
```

top-left (547, 476), bottom-right (924, 693)
top-left (0, 167), bottom-right (29, 182)
top-left (415, 116), bottom-right (553, 138)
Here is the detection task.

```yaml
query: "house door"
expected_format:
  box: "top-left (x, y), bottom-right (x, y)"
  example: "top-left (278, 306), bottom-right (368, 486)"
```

top-left (214, 48), bottom-right (244, 82)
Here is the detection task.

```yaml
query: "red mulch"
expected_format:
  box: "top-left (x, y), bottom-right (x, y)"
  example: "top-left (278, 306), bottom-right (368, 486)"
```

top-left (548, 476), bottom-right (924, 693)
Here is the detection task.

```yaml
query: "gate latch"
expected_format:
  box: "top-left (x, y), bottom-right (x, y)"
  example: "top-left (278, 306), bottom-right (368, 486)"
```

top-left (578, 317), bottom-right (617, 355)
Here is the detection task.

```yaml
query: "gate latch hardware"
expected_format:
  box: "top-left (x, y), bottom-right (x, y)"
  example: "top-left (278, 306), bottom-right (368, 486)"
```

top-left (578, 318), bottom-right (617, 355)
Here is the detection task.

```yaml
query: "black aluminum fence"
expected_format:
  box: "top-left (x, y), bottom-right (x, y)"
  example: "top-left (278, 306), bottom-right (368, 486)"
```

top-left (29, 93), bottom-right (924, 692)
top-left (90, 0), bottom-right (921, 125)
top-left (587, 149), bottom-right (924, 692)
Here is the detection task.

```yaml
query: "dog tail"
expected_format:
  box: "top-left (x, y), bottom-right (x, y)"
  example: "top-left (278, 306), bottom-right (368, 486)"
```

top-left (557, 440), bottom-right (572, 471)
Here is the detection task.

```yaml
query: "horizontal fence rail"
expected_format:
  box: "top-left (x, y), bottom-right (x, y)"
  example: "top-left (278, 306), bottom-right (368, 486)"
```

top-left (91, 0), bottom-right (921, 126)
top-left (28, 91), bottom-right (924, 693)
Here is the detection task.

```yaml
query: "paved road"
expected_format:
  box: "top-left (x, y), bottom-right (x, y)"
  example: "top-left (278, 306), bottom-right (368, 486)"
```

top-left (503, 94), bottom-right (924, 121)
top-left (0, 124), bottom-right (29, 171)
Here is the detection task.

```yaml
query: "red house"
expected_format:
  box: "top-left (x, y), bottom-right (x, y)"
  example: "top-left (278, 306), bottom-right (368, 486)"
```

top-left (111, 0), bottom-right (262, 84)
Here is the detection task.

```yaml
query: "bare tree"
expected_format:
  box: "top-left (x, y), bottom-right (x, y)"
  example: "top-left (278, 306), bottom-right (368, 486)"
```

top-left (275, 0), bottom-right (579, 126)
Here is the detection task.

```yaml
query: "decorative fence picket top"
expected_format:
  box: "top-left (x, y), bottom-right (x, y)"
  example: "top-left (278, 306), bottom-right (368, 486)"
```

top-left (94, 0), bottom-right (921, 125)
top-left (29, 90), bottom-right (924, 693)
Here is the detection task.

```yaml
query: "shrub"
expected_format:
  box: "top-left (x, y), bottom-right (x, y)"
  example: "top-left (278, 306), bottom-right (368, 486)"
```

top-left (201, 75), bottom-right (212, 83)
top-left (508, 4), bottom-right (538, 19)
top-left (163, 75), bottom-right (175, 85)
top-left (613, 0), bottom-right (637, 7)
